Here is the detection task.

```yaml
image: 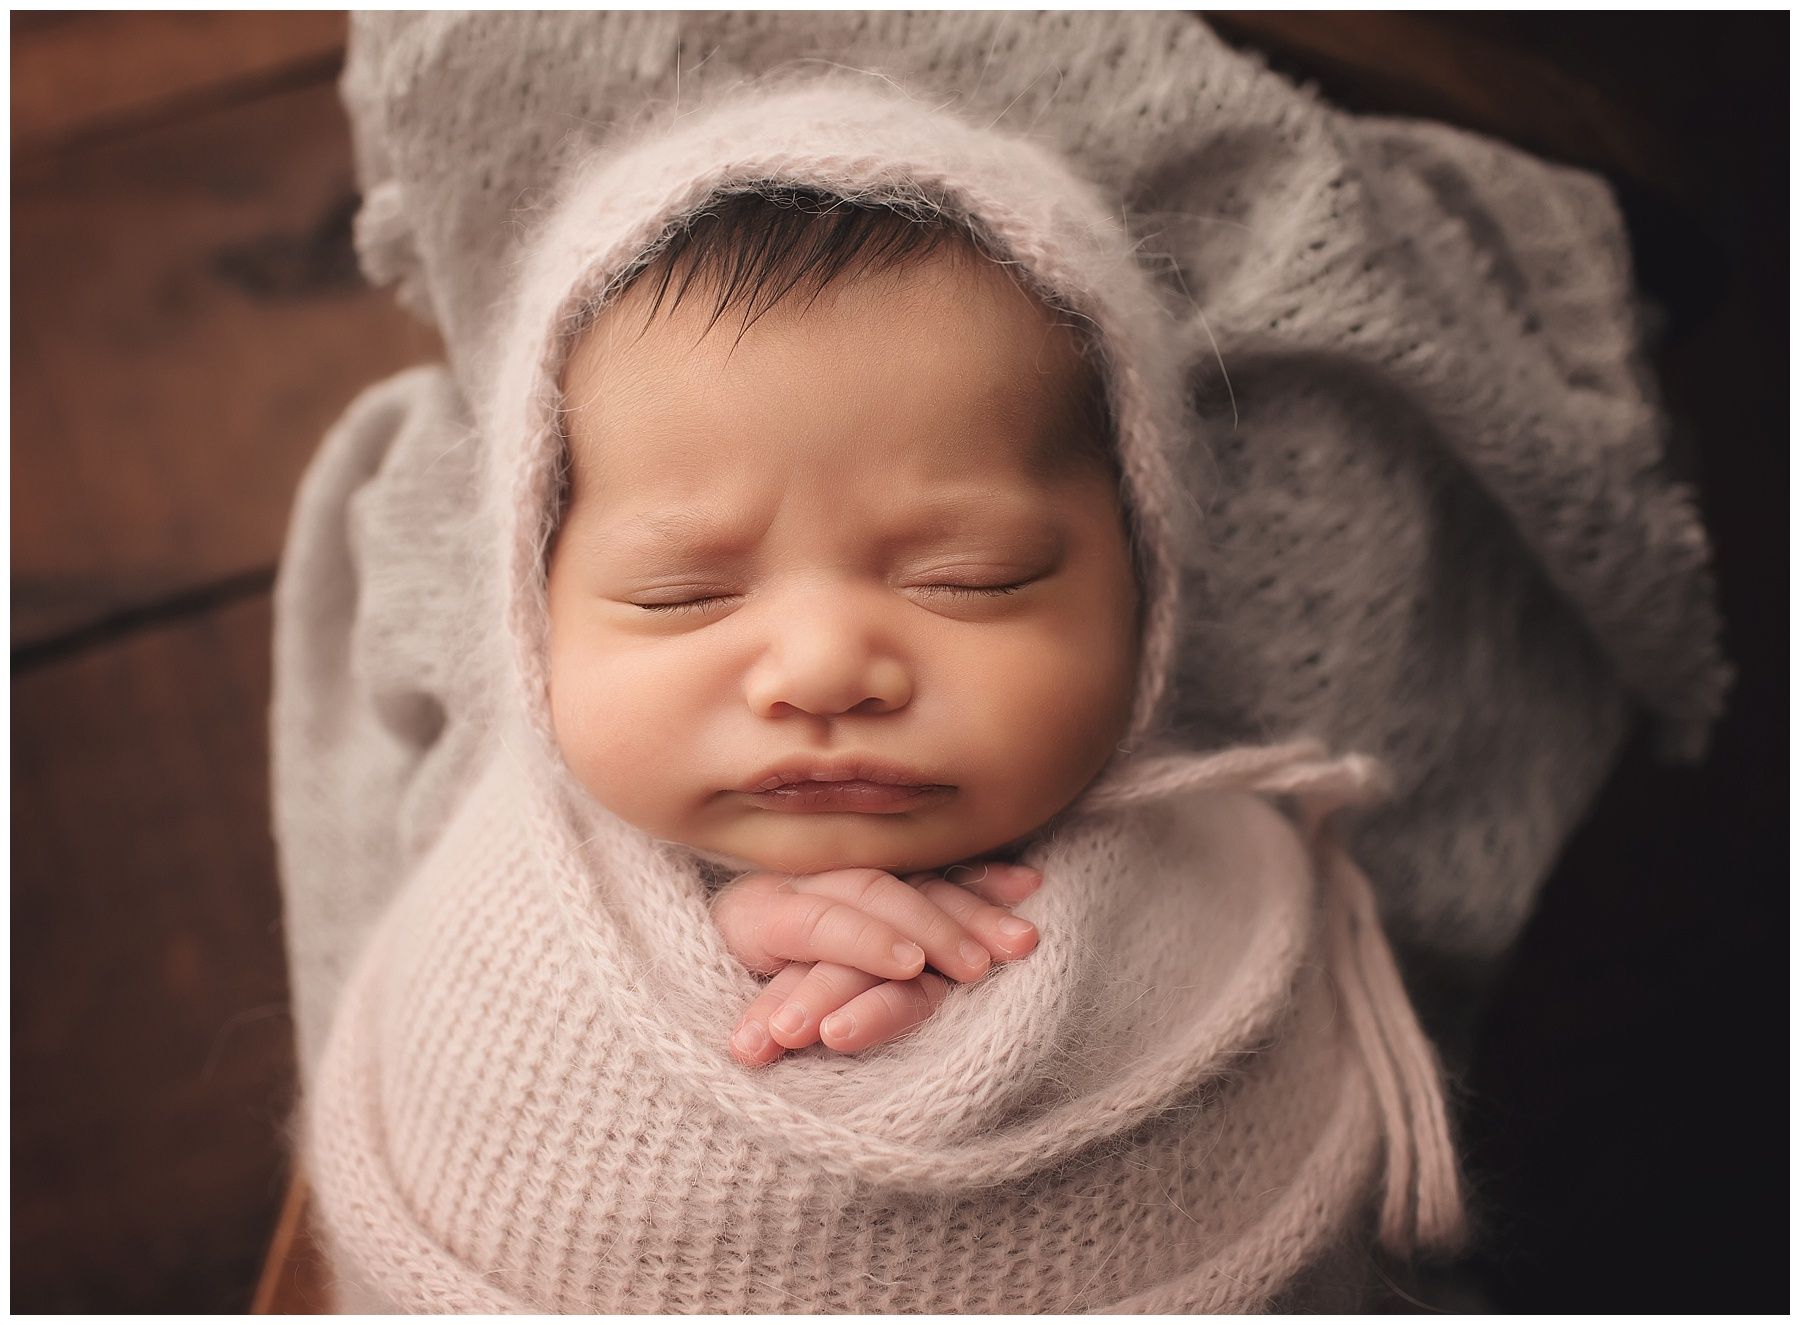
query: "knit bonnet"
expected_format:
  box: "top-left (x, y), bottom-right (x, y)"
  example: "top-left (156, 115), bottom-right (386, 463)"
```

top-left (482, 79), bottom-right (1195, 786)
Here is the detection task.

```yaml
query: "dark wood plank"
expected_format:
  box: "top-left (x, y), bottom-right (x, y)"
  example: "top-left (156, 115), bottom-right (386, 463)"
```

top-left (13, 78), bottom-right (442, 649)
top-left (13, 594), bottom-right (297, 1312)
top-left (11, 11), bottom-right (347, 155)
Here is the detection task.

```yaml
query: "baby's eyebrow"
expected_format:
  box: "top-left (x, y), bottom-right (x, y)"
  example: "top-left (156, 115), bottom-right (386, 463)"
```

top-left (610, 508), bottom-right (725, 550)
top-left (591, 490), bottom-right (1061, 561)
top-left (585, 506), bottom-right (753, 562)
top-left (898, 490), bottom-right (1064, 549)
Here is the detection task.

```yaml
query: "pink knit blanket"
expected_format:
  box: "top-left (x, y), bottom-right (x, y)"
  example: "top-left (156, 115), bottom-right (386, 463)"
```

top-left (306, 735), bottom-right (1461, 1311)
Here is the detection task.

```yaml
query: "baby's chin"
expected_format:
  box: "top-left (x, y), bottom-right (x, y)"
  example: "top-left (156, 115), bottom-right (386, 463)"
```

top-left (681, 816), bottom-right (1026, 879)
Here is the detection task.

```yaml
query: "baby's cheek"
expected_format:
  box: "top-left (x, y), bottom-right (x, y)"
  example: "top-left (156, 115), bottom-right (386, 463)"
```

top-left (550, 643), bottom-right (713, 841)
top-left (1004, 623), bottom-right (1131, 734)
top-left (548, 646), bottom-right (640, 805)
top-left (983, 628), bottom-right (1133, 808)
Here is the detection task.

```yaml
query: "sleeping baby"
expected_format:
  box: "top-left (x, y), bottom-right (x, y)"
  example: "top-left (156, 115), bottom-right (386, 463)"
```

top-left (543, 188), bottom-right (1137, 1066)
top-left (277, 13), bottom-right (1732, 1313)
top-left (283, 78), bottom-right (1468, 1312)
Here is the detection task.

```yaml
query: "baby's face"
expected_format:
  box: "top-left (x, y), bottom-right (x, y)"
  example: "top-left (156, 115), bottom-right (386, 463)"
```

top-left (546, 247), bottom-right (1140, 876)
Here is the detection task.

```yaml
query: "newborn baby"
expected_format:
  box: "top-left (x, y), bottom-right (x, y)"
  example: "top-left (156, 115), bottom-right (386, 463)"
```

top-left (278, 10), bottom-right (1733, 1308)
top-left (545, 191), bottom-right (1139, 1063)
top-left (289, 77), bottom-right (1468, 1313)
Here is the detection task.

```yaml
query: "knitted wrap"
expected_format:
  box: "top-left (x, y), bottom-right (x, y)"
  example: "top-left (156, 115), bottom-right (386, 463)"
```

top-left (308, 740), bottom-right (1458, 1312)
top-left (271, 10), bottom-right (1726, 1314)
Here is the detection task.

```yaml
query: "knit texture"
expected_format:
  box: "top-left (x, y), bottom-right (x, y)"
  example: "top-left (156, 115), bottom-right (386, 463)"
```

top-left (309, 742), bottom-right (1452, 1312)
top-left (288, 13), bottom-right (1732, 1077)
top-left (270, 10), bottom-right (1726, 1314)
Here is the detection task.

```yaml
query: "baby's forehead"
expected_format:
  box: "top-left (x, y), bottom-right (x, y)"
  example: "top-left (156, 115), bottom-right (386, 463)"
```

top-left (561, 252), bottom-right (1104, 496)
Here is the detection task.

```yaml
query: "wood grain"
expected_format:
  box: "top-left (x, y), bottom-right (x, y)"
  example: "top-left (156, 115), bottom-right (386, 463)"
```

top-left (13, 595), bottom-right (297, 1312)
top-left (11, 11), bottom-right (347, 155)
top-left (13, 77), bottom-right (441, 649)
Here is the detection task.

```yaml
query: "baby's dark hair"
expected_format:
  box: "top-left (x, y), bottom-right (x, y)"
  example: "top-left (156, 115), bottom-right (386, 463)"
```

top-left (554, 185), bottom-right (1122, 516)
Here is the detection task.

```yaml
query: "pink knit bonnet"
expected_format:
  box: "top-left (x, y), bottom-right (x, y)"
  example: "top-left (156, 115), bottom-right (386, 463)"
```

top-left (479, 79), bottom-right (1198, 792)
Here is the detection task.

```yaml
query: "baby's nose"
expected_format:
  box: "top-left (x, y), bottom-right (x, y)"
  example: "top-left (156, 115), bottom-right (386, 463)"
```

top-left (742, 628), bottom-right (911, 720)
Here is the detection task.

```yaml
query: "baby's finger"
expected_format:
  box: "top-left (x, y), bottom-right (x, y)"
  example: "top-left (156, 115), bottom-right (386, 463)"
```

top-left (749, 891), bottom-right (931, 981)
top-left (788, 869), bottom-right (993, 982)
top-left (819, 973), bottom-right (951, 1054)
top-left (932, 861), bottom-right (1044, 908)
top-left (730, 961), bottom-right (812, 1067)
top-left (763, 961), bottom-right (884, 1050)
top-left (918, 879), bottom-right (1040, 962)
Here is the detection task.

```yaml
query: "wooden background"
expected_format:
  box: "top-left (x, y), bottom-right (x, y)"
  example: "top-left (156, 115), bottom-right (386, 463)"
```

top-left (11, 13), bottom-right (1785, 1312)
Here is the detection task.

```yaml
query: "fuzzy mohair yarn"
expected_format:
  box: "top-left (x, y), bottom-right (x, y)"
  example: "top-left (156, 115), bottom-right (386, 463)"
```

top-left (289, 12), bottom-right (1729, 1077)
top-left (307, 733), bottom-right (1464, 1311)
top-left (271, 10), bottom-right (1727, 1314)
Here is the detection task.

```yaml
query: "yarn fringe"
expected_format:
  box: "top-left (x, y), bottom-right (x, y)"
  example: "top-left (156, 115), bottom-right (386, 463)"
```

top-left (1077, 737), bottom-right (1469, 1256)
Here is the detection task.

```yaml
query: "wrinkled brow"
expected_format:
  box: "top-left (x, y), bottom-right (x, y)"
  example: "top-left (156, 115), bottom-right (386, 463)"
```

top-left (587, 491), bottom-right (1064, 563)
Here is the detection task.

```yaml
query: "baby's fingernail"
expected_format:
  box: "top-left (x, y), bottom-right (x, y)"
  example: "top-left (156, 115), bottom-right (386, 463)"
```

top-left (996, 916), bottom-right (1037, 942)
top-left (770, 1003), bottom-right (808, 1039)
top-left (959, 938), bottom-right (992, 974)
top-left (1010, 866), bottom-right (1044, 892)
top-left (893, 941), bottom-right (924, 971)
top-left (732, 1021), bottom-right (771, 1058)
top-left (821, 1011), bottom-right (854, 1042)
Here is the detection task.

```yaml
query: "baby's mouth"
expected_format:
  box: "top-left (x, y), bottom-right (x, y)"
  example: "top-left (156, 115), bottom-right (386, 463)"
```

top-left (744, 781), bottom-right (953, 814)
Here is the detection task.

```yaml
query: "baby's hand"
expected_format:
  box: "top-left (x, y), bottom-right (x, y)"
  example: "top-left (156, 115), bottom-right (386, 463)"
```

top-left (712, 862), bottom-right (1042, 1065)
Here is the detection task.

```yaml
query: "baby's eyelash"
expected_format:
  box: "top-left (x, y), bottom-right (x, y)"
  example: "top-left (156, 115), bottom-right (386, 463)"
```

top-left (632, 581), bottom-right (1030, 614)
top-left (635, 596), bottom-right (730, 614)
top-left (917, 582), bottom-right (1027, 599)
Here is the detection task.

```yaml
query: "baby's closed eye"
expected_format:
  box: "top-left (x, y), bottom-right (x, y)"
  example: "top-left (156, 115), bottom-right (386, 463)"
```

top-left (619, 571), bottom-right (1048, 619)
